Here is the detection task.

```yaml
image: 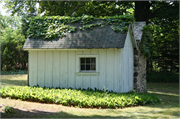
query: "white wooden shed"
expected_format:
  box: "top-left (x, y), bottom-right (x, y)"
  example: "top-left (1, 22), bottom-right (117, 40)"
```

top-left (23, 20), bottom-right (146, 93)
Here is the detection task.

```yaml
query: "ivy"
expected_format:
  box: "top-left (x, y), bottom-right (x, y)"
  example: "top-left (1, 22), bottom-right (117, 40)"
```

top-left (27, 14), bottom-right (134, 40)
top-left (140, 25), bottom-right (153, 58)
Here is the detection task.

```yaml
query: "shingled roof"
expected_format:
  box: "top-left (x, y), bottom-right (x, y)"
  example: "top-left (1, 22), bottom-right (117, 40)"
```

top-left (23, 20), bottom-right (128, 49)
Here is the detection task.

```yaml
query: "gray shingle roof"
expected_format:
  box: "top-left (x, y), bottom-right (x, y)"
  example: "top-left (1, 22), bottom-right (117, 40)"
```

top-left (23, 20), bottom-right (128, 49)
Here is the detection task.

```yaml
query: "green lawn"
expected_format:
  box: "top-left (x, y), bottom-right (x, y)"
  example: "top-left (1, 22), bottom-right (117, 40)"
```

top-left (0, 75), bottom-right (179, 118)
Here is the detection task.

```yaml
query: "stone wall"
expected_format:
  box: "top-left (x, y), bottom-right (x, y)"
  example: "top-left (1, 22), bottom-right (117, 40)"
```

top-left (134, 47), bottom-right (147, 93)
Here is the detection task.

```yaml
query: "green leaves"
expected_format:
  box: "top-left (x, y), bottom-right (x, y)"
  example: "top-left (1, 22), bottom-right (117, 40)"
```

top-left (0, 86), bottom-right (161, 109)
top-left (27, 15), bottom-right (134, 40)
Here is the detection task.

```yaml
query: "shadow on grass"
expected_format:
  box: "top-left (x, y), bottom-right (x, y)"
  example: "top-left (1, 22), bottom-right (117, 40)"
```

top-left (0, 79), bottom-right (27, 86)
top-left (1, 108), bottom-right (126, 118)
top-left (2, 105), bottom-right (179, 118)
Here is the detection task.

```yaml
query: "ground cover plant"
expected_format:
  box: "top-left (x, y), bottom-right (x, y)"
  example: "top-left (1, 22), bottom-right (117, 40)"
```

top-left (0, 74), bottom-right (179, 118)
top-left (0, 86), bottom-right (161, 109)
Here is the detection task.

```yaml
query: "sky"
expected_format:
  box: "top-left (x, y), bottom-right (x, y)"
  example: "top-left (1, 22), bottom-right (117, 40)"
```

top-left (0, 2), bottom-right (10, 16)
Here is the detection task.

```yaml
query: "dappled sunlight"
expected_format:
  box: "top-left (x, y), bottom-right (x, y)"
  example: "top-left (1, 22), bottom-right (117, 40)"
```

top-left (148, 90), bottom-right (179, 96)
top-left (0, 75), bottom-right (27, 86)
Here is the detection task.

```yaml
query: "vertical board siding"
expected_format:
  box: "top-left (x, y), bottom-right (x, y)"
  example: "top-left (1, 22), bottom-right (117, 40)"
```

top-left (53, 51), bottom-right (60, 88)
top-left (37, 51), bottom-right (45, 87)
top-left (120, 49), bottom-right (124, 93)
top-left (29, 44), bottom-right (133, 93)
top-left (117, 49), bottom-right (121, 93)
top-left (114, 49), bottom-right (118, 92)
top-left (75, 51), bottom-right (82, 89)
top-left (45, 51), bottom-right (53, 87)
top-left (106, 49), bottom-right (114, 91)
top-left (119, 28), bottom-right (134, 93)
top-left (29, 51), bottom-right (37, 86)
top-left (60, 51), bottom-right (67, 88)
top-left (68, 51), bottom-right (75, 88)
top-left (98, 49), bottom-right (106, 90)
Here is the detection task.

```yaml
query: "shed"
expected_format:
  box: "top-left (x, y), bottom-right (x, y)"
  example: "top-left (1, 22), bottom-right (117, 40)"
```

top-left (23, 16), bottom-right (146, 93)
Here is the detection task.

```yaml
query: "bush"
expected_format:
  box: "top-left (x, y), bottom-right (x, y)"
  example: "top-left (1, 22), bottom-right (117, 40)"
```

top-left (1, 27), bottom-right (28, 71)
top-left (2, 106), bottom-right (16, 114)
top-left (147, 72), bottom-right (179, 83)
top-left (0, 86), bottom-right (161, 109)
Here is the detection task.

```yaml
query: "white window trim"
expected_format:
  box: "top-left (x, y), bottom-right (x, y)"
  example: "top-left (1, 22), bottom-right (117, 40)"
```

top-left (76, 54), bottom-right (99, 73)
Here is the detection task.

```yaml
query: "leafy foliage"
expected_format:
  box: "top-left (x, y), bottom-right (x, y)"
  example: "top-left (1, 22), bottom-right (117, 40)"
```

top-left (146, 1), bottom-right (179, 73)
top-left (139, 25), bottom-right (153, 58)
top-left (0, 15), bottom-right (28, 71)
top-left (2, 106), bottom-right (16, 114)
top-left (27, 14), bottom-right (134, 39)
top-left (147, 72), bottom-right (179, 83)
top-left (3, 1), bottom-right (133, 17)
top-left (1, 86), bottom-right (161, 109)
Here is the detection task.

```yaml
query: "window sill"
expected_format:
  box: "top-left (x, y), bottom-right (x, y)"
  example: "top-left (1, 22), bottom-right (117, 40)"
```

top-left (75, 72), bottom-right (99, 76)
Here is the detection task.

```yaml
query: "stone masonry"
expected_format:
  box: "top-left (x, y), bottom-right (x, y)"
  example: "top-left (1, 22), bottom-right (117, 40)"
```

top-left (133, 21), bottom-right (147, 93)
top-left (134, 47), bottom-right (147, 93)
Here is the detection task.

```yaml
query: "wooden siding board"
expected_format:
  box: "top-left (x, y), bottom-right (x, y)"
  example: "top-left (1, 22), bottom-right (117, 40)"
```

top-left (53, 51), bottom-right (60, 88)
top-left (45, 51), bottom-right (53, 87)
top-left (106, 49), bottom-right (114, 91)
top-left (29, 51), bottom-right (38, 86)
top-left (60, 51), bottom-right (67, 88)
top-left (68, 51), bottom-right (75, 88)
top-left (120, 48), bottom-right (124, 93)
top-left (114, 48), bottom-right (118, 92)
top-left (98, 49), bottom-right (106, 90)
top-left (37, 51), bottom-right (45, 87)
top-left (75, 51), bottom-right (82, 88)
top-left (118, 49), bottom-right (121, 93)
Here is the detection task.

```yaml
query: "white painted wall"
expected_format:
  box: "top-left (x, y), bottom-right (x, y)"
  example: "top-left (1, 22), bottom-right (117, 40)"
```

top-left (28, 27), bottom-right (134, 93)
top-left (119, 27), bottom-right (134, 92)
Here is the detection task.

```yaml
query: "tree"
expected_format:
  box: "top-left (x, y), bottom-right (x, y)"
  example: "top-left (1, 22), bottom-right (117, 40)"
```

top-left (0, 14), bottom-right (28, 71)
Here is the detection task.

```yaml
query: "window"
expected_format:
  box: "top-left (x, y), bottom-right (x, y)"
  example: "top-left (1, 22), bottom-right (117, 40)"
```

top-left (76, 54), bottom-right (98, 73)
top-left (80, 58), bottom-right (96, 71)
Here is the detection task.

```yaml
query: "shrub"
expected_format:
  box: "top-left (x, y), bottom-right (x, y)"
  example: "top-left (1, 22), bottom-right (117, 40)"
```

top-left (0, 86), bottom-right (161, 109)
top-left (1, 27), bottom-right (28, 71)
top-left (2, 106), bottom-right (16, 114)
top-left (147, 72), bottom-right (179, 83)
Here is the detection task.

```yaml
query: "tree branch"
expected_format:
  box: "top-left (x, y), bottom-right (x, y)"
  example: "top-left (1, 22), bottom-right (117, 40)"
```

top-left (69, 1), bottom-right (87, 16)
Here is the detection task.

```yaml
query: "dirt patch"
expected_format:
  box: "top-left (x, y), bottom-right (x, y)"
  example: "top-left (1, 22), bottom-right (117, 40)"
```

top-left (0, 98), bottom-right (65, 118)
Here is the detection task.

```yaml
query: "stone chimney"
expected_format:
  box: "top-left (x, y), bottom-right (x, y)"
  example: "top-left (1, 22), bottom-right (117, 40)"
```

top-left (133, 21), bottom-right (147, 93)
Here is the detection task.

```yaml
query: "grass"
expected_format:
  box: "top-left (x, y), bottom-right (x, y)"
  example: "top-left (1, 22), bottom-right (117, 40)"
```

top-left (0, 74), bottom-right (179, 118)
top-left (0, 75), bottom-right (27, 87)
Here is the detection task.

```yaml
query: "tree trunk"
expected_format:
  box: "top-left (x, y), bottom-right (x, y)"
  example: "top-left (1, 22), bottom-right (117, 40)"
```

top-left (134, 1), bottom-right (150, 24)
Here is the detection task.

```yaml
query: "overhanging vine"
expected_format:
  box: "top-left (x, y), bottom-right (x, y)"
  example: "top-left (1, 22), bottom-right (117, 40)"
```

top-left (27, 14), bottom-right (135, 40)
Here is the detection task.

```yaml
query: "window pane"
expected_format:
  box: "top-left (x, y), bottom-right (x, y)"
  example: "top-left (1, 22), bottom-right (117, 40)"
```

top-left (81, 58), bottom-right (85, 63)
top-left (86, 58), bottom-right (90, 63)
top-left (81, 65), bottom-right (85, 70)
top-left (86, 65), bottom-right (90, 70)
top-left (91, 58), bottom-right (96, 63)
top-left (91, 65), bottom-right (96, 70)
